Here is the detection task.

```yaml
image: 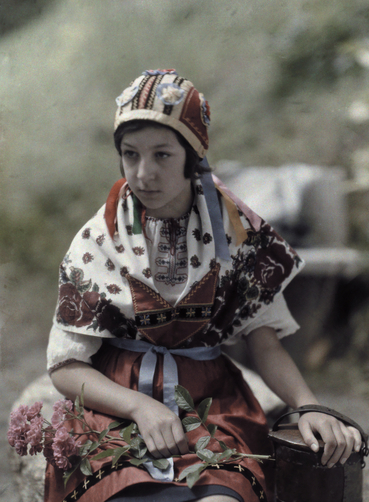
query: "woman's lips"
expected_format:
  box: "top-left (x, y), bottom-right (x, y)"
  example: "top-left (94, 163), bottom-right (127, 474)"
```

top-left (138, 189), bottom-right (160, 195)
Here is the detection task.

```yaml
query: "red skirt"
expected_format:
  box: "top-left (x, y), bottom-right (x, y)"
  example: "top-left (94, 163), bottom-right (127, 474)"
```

top-left (44, 344), bottom-right (274, 502)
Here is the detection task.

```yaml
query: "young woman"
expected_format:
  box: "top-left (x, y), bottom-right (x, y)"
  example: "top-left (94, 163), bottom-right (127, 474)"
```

top-left (45, 69), bottom-right (361, 502)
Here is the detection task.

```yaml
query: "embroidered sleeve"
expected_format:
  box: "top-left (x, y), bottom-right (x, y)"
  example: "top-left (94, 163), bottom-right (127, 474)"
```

top-left (220, 293), bottom-right (299, 346)
top-left (47, 324), bottom-right (102, 373)
top-left (241, 294), bottom-right (299, 339)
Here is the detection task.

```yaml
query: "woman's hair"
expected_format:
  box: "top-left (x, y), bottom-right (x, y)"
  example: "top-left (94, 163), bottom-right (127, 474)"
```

top-left (114, 120), bottom-right (210, 180)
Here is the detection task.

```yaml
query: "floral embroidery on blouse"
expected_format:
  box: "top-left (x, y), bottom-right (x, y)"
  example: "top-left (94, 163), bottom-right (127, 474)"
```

top-left (82, 253), bottom-right (93, 264)
top-left (96, 234), bottom-right (105, 246)
top-left (105, 259), bottom-right (115, 271)
top-left (190, 255), bottom-right (201, 268)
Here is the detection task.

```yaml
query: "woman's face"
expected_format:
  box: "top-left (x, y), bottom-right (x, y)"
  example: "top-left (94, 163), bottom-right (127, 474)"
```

top-left (121, 126), bottom-right (192, 219)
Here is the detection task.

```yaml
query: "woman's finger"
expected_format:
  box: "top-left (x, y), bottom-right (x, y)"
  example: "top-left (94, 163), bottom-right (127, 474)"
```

top-left (298, 416), bottom-right (320, 453)
top-left (141, 425), bottom-right (172, 458)
top-left (338, 422), bottom-right (355, 465)
top-left (348, 425), bottom-right (363, 453)
top-left (150, 432), bottom-right (172, 459)
top-left (160, 418), bottom-right (189, 456)
top-left (143, 434), bottom-right (161, 458)
top-left (161, 428), bottom-right (181, 456)
top-left (159, 415), bottom-right (188, 456)
top-left (320, 421), bottom-right (348, 467)
top-left (172, 420), bottom-right (189, 456)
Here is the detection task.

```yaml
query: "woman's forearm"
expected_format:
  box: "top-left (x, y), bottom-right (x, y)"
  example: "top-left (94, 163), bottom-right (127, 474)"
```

top-left (245, 326), bottom-right (319, 408)
top-left (50, 361), bottom-right (146, 421)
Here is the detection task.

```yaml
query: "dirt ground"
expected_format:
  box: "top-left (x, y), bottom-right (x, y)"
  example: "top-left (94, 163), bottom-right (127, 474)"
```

top-left (1, 338), bottom-right (368, 501)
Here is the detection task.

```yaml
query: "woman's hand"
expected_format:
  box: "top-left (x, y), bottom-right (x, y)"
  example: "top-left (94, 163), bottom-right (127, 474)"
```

top-left (130, 394), bottom-right (189, 459)
top-left (298, 412), bottom-right (362, 467)
top-left (51, 362), bottom-right (188, 459)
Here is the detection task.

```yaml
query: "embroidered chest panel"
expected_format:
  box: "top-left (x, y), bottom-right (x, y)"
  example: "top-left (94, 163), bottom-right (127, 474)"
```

top-left (148, 217), bottom-right (189, 288)
top-left (127, 264), bottom-right (220, 348)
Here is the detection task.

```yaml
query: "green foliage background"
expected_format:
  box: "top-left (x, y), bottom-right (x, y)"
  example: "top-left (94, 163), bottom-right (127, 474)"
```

top-left (1, 0), bottom-right (369, 356)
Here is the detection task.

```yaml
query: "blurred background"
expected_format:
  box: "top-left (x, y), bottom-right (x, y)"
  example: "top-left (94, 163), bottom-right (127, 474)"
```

top-left (1, 0), bottom-right (369, 498)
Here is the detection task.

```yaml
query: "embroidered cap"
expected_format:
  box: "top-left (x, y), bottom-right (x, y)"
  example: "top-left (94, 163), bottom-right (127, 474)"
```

top-left (114, 69), bottom-right (210, 158)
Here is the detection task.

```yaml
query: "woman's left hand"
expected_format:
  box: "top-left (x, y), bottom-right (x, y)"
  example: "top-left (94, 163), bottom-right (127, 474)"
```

top-left (298, 412), bottom-right (362, 467)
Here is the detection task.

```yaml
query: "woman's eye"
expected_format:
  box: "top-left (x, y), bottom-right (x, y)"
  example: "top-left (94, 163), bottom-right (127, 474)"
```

top-left (156, 152), bottom-right (170, 159)
top-left (123, 150), bottom-right (137, 159)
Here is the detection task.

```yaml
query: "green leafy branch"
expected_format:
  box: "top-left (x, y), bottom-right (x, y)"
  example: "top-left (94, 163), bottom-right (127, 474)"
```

top-left (61, 384), bottom-right (272, 489)
top-left (174, 385), bottom-right (272, 488)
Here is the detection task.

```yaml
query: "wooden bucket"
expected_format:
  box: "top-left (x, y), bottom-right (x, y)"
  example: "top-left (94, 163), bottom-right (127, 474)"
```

top-left (268, 405), bottom-right (368, 502)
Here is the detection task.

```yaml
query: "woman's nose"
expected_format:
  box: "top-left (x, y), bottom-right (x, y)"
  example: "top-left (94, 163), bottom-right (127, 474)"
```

top-left (137, 158), bottom-right (156, 180)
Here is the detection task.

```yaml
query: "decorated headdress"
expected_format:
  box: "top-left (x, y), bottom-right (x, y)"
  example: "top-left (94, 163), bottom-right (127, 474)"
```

top-left (114, 69), bottom-right (210, 158)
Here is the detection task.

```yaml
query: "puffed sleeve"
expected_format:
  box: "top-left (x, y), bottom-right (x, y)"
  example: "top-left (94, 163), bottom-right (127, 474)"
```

top-left (47, 324), bottom-right (102, 374)
top-left (242, 294), bottom-right (300, 339)
top-left (221, 293), bottom-right (299, 346)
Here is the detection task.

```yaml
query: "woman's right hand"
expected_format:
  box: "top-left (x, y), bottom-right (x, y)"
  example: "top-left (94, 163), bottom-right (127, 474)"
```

top-left (130, 394), bottom-right (189, 459)
top-left (50, 362), bottom-right (188, 459)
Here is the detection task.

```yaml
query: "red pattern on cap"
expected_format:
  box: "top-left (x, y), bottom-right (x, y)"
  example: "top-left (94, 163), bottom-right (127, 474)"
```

top-left (179, 86), bottom-right (209, 152)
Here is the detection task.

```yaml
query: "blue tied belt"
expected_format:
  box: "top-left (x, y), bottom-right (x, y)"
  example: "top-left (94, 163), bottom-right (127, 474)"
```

top-left (106, 338), bottom-right (222, 415)
top-left (106, 338), bottom-right (221, 482)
